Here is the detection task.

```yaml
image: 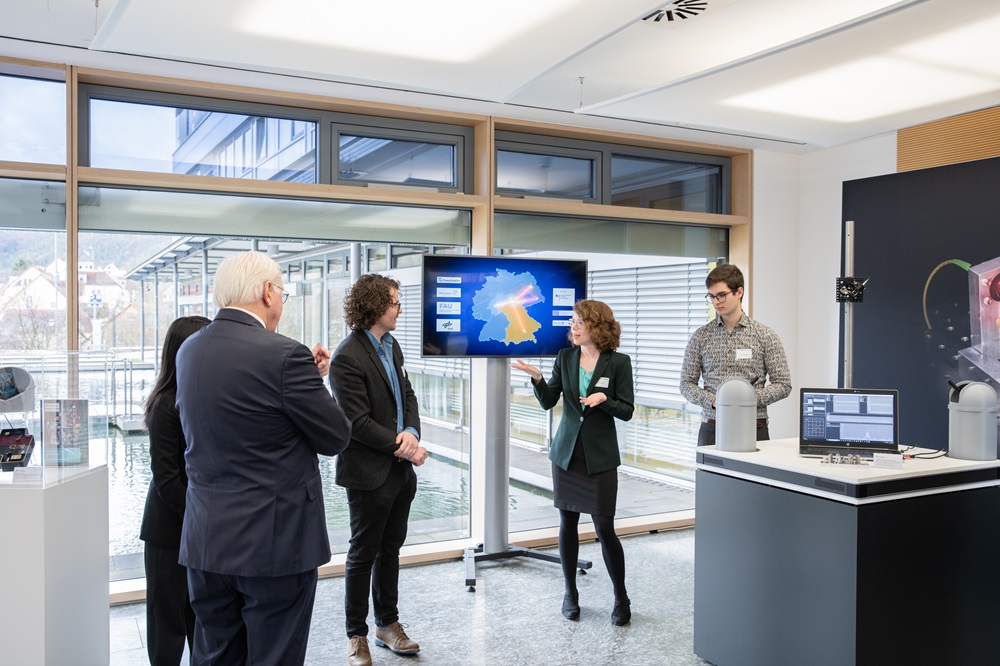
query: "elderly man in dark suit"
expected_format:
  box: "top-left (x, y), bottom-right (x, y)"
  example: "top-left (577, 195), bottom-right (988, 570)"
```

top-left (329, 273), bottom-right (427, 666)
top-left (175, 251), bottom-right (351, 666)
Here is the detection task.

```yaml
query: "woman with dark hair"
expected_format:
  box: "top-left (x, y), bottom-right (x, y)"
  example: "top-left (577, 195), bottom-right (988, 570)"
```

top-left (139, 315), bottom-right (211, 666)
top-left (512, 299), bottom-right (635, 626)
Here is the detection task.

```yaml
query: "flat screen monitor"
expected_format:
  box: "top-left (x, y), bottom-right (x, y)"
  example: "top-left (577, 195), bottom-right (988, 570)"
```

top-left (421, 254), bottom-right (588, 358)
top-left (799, 387), bottom-right (899, 456)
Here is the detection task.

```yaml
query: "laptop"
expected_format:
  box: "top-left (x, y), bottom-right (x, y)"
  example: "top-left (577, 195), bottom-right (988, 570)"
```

top-left (799, 387), bottom-right (899, 457)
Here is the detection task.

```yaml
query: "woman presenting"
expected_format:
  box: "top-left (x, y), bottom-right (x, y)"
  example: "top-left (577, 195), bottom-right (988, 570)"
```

top-left (139, 315), bottom-right (210, 666)
top-left (512, 299), bottom-right (635, 626)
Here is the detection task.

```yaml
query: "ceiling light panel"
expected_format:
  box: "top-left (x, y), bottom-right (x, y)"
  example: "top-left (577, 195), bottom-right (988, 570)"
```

top-left (87, 0), bottom-right (659, 100)
top-left (584, 0), bottom-right (1000, 147)
top-left (507, 0), bottom-right (912, 112)
top-left (238, 0), bottom-right (579, 63)
top-left (722, 56), bottom-right (999, 122)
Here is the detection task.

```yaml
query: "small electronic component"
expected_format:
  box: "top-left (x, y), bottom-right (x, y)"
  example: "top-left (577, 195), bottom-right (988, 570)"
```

top-left (836, 277), bottom-right (868, 303)
top-left (820, 453), bottom-right (872, 465)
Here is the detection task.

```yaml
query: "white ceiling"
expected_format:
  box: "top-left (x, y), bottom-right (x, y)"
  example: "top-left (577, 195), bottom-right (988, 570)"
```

top-left (3, 0), bottom-right (1000, 153)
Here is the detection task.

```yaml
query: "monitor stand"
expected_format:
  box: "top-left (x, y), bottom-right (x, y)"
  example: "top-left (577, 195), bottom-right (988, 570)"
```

top-left (464, 358), bottom-right (592, 590)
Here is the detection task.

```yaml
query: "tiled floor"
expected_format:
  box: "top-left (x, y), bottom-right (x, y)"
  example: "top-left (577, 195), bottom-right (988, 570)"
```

top-left (111, 527), bottom-right (709, 666)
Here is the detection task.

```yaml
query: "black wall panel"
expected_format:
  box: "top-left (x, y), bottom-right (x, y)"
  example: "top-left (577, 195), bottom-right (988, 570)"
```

top-left (842, 156), bottom-right (1000, 448)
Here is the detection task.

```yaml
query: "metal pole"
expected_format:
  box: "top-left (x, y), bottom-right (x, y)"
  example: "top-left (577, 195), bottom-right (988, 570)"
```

top-left (843, 220), bottom-right (854, 389)
top-left (153, 272), bottom-right (160, 375)
top-left (483, 357), bottom-right (511, 554)
top-left (202, 249), bottom-right (210, 316)
top-left (139, 280), bottom-right (145, 363)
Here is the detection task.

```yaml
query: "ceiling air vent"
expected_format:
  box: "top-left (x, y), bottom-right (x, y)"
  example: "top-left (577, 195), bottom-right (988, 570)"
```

top-left (643, 0), bottom-right (734, 23)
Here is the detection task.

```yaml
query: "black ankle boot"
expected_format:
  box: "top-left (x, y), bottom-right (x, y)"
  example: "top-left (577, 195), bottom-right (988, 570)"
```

top-left (562, 591), bottom-right (580, 620)
top-left (611, 598), bottom-right (631, 626)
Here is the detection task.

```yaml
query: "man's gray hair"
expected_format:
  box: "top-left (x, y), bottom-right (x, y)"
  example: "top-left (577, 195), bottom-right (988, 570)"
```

top-left (213, 251), bottom-right (282, 309)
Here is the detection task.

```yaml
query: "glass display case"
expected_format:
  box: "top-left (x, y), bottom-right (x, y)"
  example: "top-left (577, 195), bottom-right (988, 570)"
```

top-left (0, 350), bottom-right (110, 482)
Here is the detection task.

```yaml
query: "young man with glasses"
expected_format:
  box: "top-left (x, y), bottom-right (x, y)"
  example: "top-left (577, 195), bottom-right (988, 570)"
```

top-left (680, 263), bottom-right (791, 446)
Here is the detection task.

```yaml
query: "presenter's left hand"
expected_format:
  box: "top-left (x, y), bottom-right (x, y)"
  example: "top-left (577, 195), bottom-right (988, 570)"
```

top-left (311, 343), bottom-right (331, 376)
top-left (580, 393), bottom-right (607, 408)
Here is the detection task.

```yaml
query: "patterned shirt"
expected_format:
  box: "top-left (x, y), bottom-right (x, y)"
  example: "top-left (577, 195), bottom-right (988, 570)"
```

top-left (679, 312), bottom-right (791, 421)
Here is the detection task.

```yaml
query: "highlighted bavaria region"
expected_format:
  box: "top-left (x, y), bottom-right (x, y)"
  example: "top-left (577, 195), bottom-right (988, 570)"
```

top-left (472, 269), bottom-right (545, 346)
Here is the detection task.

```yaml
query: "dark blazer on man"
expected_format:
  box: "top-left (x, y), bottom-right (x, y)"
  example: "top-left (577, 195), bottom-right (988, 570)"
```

top-left (330, 329), bottom-right (420, 490)
top-left (534, 347), bottom-right (634, 475)
top-left (176, 308), bottom-right (350, 577)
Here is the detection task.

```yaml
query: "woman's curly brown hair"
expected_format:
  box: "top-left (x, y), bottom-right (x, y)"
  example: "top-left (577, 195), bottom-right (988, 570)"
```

top-left (570, 299), bottom-right (621, 352)
top-left (343, 273), bottom-right (401, 331)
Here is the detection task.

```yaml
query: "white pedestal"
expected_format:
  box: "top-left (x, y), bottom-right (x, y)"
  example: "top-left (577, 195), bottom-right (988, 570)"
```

top-left (0, 465), bottom-right (110, 665)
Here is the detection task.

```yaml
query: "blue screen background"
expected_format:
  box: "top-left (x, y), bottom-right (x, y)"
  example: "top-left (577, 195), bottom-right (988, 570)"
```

top-left (421, 256), bottom-right (588, 357)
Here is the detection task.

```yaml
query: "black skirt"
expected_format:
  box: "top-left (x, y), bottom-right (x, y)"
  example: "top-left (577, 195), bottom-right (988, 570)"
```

top-left (551, 437), bottom-right (618, 517)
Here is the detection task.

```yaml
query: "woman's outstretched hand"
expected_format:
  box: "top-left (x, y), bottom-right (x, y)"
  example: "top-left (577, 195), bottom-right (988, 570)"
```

top-left (511, 359), bottom-right (542, 383)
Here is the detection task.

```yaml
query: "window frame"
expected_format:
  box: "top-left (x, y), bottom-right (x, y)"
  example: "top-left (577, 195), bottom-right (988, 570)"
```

top-left (608, 145), bottom-right (731, 215)
top-left (330, 112), bottom-right (474, 193)
top-left (78, 84), bottom-right (328, 177)
top-left (495, 131), bottom-right (603, 203)
top-left (495, 130), bottom-right (732, 213)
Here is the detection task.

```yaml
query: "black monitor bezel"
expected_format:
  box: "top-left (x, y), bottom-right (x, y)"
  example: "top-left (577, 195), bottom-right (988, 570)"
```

top-left (799, 387), bottom-right (900, 456)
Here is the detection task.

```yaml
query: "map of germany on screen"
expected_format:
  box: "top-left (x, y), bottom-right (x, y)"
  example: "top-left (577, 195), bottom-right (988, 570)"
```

top-left (421, 256), bottom-right (588, 358)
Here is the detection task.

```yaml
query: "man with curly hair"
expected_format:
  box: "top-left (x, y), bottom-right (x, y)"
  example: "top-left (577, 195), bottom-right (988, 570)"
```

top-left (329, 273), bottom-right (427, 666)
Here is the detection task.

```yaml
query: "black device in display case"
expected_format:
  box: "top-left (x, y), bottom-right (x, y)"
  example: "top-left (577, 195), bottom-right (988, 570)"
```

top-left (1, 428), bottom-right (36, 471)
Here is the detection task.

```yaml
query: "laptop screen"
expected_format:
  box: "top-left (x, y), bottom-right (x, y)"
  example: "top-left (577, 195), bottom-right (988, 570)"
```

top-left (799, 387), bottom-right (899, 456)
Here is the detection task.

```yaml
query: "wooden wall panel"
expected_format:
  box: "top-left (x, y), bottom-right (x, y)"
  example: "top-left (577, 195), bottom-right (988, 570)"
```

top-left (898, 105), bottom-right (1000, 172)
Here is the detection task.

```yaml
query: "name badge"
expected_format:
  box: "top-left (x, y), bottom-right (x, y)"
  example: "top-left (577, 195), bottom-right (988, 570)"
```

top-left (735, 349), bottom-right (752, 361)
top-left (595, 377), bottom-right (610, 388)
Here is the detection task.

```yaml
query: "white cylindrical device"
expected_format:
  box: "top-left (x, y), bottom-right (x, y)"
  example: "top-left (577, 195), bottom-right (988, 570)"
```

top-left (948, 381), bottom-right (998, 461)
top-left (716, 377), bottom-right (758, 453)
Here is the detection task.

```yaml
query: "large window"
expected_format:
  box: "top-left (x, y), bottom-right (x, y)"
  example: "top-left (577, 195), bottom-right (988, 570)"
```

top-left (81, 86), bottom-right (320, 182)
top-left (76, 191), bottom-right (472, 582)
top-left (496, 131), bottom-right (731, 213)
top-left (611, 153), bottom-right (723, 212)
top-left (1, 62), bottom-right (748, 591)
top-left (496, 144), bottom-right (599, 200)
top-left (332, 113), bottom-right (473, 192)
top-left (0, 179), bottom-right (67, 350)
top-left (0, 74), bottom-right (66, 165)
top-left (80, 88), bottom-right (477, 192)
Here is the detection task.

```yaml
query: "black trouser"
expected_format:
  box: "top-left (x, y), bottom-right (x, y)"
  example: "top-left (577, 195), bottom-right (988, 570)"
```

top-left (144, 543), bottom-right (195, 666)
top-left (344, 461), bottom-right (418, 638)
top-left (187, 567), bottom-right (318, 666)
top-left (697, 420), bottom-right (770, 447)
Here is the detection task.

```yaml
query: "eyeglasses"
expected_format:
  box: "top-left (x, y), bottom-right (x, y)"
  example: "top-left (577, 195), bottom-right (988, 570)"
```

top-left (389, 300), bottom-right (402, 310)
top-left (570, 318), bottom-right (585, 328)
top-left (272, 283), bottom-right (290, 304)
top-left (705, 290), bottom-right (734, 303)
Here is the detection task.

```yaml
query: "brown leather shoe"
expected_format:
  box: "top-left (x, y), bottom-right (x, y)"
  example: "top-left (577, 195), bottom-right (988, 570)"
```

top-left (374, 621), bottom-right (420, 655)
top-left (347, 636), bottom-right (372, 666)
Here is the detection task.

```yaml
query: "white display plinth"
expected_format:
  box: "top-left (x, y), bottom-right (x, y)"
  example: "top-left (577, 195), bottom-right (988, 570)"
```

top-left (0, 464), bottom-right (110, 665)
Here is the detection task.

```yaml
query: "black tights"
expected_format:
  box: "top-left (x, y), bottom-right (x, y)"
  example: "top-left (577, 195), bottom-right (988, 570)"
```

top-left (558, 509), bottom-right (628, 601)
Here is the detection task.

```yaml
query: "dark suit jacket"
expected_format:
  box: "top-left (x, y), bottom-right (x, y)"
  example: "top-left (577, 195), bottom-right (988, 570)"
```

top-left (534, 347), bottom-right (634, 475)
top-left (139, 389), bottom-right (187, 548)
top-left (329, 329), bottom-right (420, 491)
top-left (175, 308), bottom-right (350, 577)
